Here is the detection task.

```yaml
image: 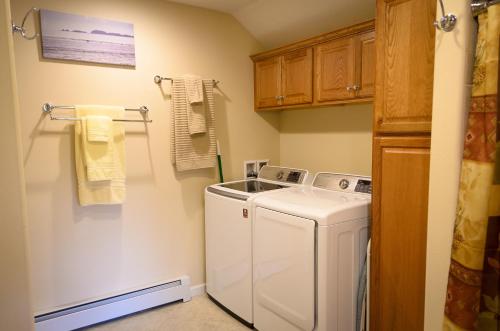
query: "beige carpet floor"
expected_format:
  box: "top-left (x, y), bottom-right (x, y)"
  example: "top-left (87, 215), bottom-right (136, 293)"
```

top-left (83, 294), bottom-right (251, 331)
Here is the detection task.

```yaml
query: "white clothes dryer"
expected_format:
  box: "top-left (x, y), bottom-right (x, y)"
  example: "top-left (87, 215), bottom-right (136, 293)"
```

top-left (252, 172), bottom-right (371, 331)
top-left (204, 166), bottom-right (309, 326)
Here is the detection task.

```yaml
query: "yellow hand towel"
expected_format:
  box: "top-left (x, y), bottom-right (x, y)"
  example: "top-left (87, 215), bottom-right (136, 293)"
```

top-left (81, 118), bottom-right (124, 181)
top-left (75, 105), bottom-right (126, 206)
top-left (86, 115), bottom-right (112, 142)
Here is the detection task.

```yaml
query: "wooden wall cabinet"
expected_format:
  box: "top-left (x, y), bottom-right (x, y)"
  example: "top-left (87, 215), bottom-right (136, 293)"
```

top-left (251, 21), bottom-right (374, 111)
top-left (370, 0), bottom-right (436, 330)
top-left (314, 31), bottom-right (375, 104)
top-left (374, 0), bottom-right (436, 134)
top-left (254, 48), bottom-right (312, 110)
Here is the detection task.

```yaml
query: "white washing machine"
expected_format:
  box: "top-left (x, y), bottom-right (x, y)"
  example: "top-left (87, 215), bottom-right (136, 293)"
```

top-left (252, 172), bottom-right (371, 331)
top-left (204, 166), bottom-right (309, 326)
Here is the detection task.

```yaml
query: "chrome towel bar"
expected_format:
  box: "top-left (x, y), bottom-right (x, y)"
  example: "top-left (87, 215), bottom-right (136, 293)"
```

top-left (42, 103), bottom-right (152, 123)
top-left (154, 75), bottom-right (220, 86)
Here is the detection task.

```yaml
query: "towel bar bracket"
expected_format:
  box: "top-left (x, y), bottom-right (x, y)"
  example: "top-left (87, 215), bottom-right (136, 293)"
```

top-left (434, 0), bottom-right (457, 32)
top-left (42, 102), bottom-right (53, 114)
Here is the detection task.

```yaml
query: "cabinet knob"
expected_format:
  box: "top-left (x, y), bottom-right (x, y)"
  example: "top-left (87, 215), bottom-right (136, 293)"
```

top-left (346, 86), bottom-right (353, 91)
top-left (352, 85), bottom-right (360, 91)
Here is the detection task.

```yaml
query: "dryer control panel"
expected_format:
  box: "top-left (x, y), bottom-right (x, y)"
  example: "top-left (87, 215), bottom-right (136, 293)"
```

top-left (313, 173), bottom-right (372, 195)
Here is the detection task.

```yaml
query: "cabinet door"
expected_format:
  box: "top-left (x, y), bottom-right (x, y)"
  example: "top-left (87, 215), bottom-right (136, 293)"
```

top-left (370, 136), bottom-right (431, 331)
top-left (374, 0), bottom-right (436, 133)
top-left (314, 37), bottom-right (355, 102)
top-left (281, 48), bottom-right (313, 106)
top-left (255, 57), bottom-right (281, 109)
top-left (356, 31), bottom-right (375, 98)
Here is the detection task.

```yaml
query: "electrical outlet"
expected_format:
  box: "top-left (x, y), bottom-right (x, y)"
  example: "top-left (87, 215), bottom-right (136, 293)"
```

top-left (244, 160), bottom-right (258, 179)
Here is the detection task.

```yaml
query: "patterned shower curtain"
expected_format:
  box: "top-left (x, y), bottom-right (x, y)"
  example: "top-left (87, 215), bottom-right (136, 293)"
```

top-left (443, 4), bottom-right (500, 331)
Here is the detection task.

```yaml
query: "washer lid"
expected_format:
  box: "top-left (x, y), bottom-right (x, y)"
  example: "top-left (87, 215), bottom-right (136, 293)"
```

top-left (219, 180), bottom-right (288, 193)
top-left (252, 186), bottom-right (371, 226)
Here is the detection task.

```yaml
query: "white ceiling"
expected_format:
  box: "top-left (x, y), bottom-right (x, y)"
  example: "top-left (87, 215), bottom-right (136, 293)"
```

top-left (168, 0), bottom-right (376, 49)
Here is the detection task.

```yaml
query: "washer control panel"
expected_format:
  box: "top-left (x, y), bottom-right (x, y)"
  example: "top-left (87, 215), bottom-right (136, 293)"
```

top-left (258, 166), bottom-right (308, 184)
top-left (313, 173), bottom-right (372, 195)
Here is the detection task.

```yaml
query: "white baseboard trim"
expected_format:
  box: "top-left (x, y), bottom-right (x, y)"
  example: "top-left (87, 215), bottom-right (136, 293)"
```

top-left (35, 276), bottom-right (191, 331)
top-left (190, 283), bottom-right (206, 297)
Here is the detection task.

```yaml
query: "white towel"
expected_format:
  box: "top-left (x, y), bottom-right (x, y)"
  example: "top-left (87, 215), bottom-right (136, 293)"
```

top-left (171, 79), bottom-right (216, 171)
top-left (184, 74), bottom-right (203, 104)
top-left (183, 74), bottom-right (207, 135)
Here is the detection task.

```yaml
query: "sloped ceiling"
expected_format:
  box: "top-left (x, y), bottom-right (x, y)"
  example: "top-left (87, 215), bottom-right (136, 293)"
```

top-left (168, 0), bottom-right (376, 49)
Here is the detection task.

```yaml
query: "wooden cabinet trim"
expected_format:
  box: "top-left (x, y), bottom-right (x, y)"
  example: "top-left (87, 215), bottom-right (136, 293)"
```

top-left (255, 97), bottom-right (373, 112)
top-left (372, 136), bottom-right (431, 147)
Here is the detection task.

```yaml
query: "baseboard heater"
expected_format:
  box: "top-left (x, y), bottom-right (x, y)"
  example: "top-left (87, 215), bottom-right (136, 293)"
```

top-left (34, 275), bottom-right (192, 331)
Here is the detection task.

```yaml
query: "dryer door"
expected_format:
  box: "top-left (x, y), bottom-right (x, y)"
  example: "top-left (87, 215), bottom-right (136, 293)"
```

top-left (253, 207), bottom-right (316, 331)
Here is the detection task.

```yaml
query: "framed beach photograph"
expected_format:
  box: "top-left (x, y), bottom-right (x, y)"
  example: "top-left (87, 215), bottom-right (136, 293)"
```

top-left (40, 9), bottom-right (136, 67)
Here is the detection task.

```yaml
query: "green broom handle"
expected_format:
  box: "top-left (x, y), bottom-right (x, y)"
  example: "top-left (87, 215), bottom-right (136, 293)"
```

top-left (216, 141), bottom-right (224, 183)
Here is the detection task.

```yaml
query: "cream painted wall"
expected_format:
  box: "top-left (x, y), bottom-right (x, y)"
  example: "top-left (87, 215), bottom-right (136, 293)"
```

top-left (11, 0), bottom-right (280, 313)
top-left (279, 104), bottom-right (373, 176)
top-left (424, 2), bottom-right (474, 330)
top-left (0, 0), bottom-right (34, 329)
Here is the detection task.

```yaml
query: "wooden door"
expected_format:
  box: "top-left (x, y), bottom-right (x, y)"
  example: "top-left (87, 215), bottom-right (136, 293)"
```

top-left (374, 0), bottom-right (436, 133)
top-left (314, 37), bottom-right (355, 102)
top-left (371, 136), bottom-right (431, 331)
top-left (356, 31), bottom-right (375, 98)
top-left (255, 57), bottom-right (281, 109)
top-left (281, 48), bottom-right (313, 106)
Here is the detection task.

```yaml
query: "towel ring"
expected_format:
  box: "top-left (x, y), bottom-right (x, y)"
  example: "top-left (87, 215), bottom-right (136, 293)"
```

top-left (12, 7), bottom-right (39, 40)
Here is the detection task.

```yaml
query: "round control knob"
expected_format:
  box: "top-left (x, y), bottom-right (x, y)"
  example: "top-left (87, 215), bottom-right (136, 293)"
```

top-left (339, 179), bottom-right (350, 190)
top-left (276, 171), bottom-right (285, 180)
